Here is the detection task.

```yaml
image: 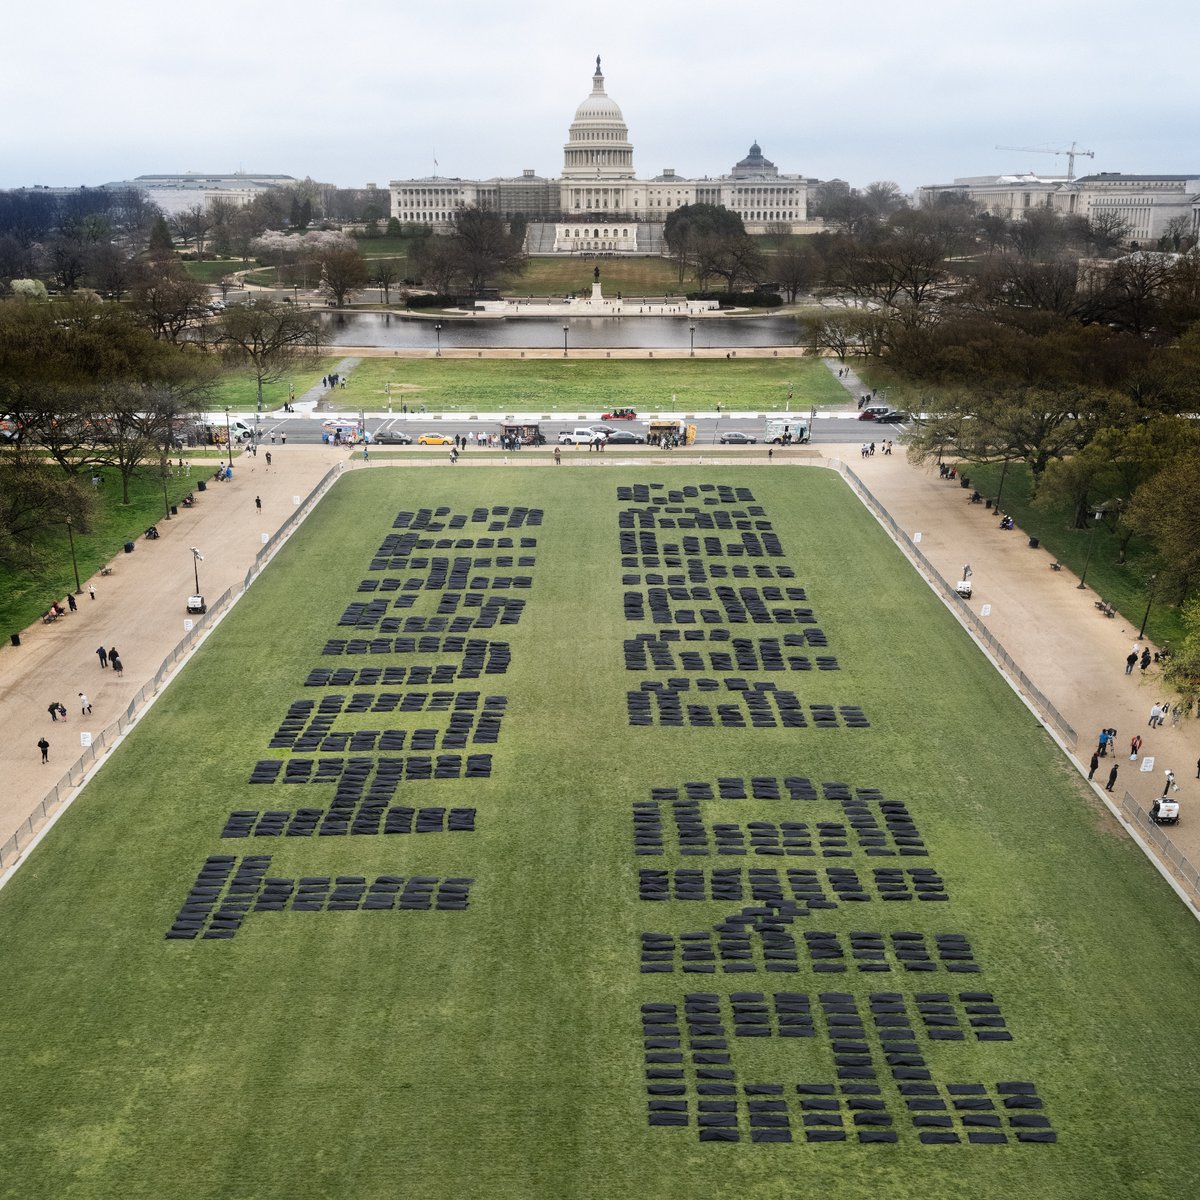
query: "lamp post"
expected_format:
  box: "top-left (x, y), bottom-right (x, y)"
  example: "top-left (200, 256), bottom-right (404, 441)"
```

top-left (563, 324), bottom-right (569, 358)
top-left (993, 458), bottom-right (1011, 512)
top-left (160, 458), bottom-right (171, 521)
top-left (65, 518), bottom-right (82, 594)
top-left (1138, 573), bottom-right (1159, 639)
top-left (191, 547), bottom-right (203, 595)
top-left (1077, 506), bottom-right (1107, 590)
top-left (434, 323), bottom-right (442, 357)
top-left (224, 406), bottom-right (233, 467)
top-left (689, 323), bottom-right (696, 357)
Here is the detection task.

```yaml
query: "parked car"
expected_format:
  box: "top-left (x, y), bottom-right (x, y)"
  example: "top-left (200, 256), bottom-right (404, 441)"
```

top-left (417, 433), bottom-right (453, 445)
top-left (719, 431), bottom-right (757, 444)
top-left (603, 429), bottom-right (645, 444)
top-left (373, 430), bottom-right (413, 445)
top-left (601, 407), bottom-right (637, 420)
top-left (558, 427), bottom-right (608, 445)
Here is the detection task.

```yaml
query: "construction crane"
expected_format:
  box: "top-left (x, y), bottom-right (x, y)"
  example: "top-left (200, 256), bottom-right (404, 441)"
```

top-left (995, 141), bottom-right (1095, 180)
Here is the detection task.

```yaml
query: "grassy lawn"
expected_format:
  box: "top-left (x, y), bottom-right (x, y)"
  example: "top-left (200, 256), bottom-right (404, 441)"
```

top-left (0, 464), bottom-right (217, 635)
top-left (0, 466), bottom-right (1197, 1198)
top-left (317, 357), bottom-right (838, 414)
top-left (180, 259), bottom-right (249, 284)
top-left (514, 257), bottom-right (700, 296)
top-left (207, 357), bottom-right (347, 411)
top-left (962, 461), bottom-right (1184, 647)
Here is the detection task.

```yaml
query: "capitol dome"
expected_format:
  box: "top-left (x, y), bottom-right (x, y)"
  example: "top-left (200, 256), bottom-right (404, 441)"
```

top-left (563, 56), bottom-right (634, 180)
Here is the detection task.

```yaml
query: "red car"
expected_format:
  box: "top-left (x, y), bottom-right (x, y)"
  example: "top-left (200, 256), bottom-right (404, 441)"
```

top-left (602, 408), bottom-right (637, 420)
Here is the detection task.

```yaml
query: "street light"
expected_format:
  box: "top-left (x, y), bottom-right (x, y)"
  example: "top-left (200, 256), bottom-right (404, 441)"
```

top-left (1138, 573), bottom-right (1160, 639)
top-left (223, 406), bottom-right (233, 467)
top-left (191, 547), bottom-right (204, 595)
top-left (434, 323), bottom-right (442, 357)
top-left (563, 324), bottom-right (569, 357)
top-left (1076, 506), bottom-right (1108, 590)
top-left (689, 323), bottom-right (696, 357)
top-left (160, 458), bottom-right (171, 521)
top-left (65, 518), bottom-right (82, 594)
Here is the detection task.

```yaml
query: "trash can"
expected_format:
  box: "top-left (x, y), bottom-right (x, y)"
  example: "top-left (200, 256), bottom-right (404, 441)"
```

top-left (170, 505), bottom-right (178, 516)
top-left (10, 633), bottom-right (19, 647)
top-left (197, 479), bottom-right (207, 492)
top-left (1028, 537), bottom-right (1040, 549)
top-left (124, 540), bottom-right (135, 554)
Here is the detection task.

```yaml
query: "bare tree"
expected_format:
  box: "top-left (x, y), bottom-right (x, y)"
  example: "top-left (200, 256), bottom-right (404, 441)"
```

top-left (213, 299), bottom-right (321, 410)
top-left (130, 268), bottom-right (210, 343)
top-left (371, 258), bottom-right (404, 304)
top-left (317, 243), bottom-right (369, 307)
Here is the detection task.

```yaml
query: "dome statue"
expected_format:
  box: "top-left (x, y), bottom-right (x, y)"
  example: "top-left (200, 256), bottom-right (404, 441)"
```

top-left (563, 56), bottom-right (634, 180)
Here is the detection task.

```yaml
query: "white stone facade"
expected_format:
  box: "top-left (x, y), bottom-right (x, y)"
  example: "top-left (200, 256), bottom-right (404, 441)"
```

top-left (917, 172), bottom-right (1200, 246)
top-left (388, 57), bottom-right (808, 247)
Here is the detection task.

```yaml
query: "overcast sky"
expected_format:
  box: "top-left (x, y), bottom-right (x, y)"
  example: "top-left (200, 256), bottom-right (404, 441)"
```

top-left (4, 0), bottom-right (1196, 194)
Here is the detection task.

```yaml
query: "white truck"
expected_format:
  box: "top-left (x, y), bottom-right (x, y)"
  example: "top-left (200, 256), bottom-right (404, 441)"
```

top-left (764, 418), bottom-right (809, 445)
top-left (558, 426), bottom-right (607, 445)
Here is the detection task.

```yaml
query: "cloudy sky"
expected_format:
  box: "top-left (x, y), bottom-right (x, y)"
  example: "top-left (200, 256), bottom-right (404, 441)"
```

top-left (4, 0), bottom-right (1196, 193)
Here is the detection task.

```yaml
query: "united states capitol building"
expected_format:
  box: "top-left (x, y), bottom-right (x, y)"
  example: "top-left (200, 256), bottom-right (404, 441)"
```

top-left (389, 57), bottom-right (817, 255)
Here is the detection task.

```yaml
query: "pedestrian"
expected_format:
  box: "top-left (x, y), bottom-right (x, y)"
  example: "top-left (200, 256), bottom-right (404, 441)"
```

top-left (109, 646), bottom-right (119, 668)
top-left (38, 736), bottom-right (49, 763)
top-left (66, 592), bottom-right (77, 612)
top-left (768, 448), bottom-right (773, 462)
top-left (79, 692), bottom-right (91, 715)
top-left (56, 702), bottom-right (67, 721)
top-left (88, 583), bottom-right (96, 601)
top-left (1088, 752), bottom-right (1099, 781)
top-left (265, 451), bottom-right (272, 467)
top-left (48, 701), bottom-right (59, 722)
top-left (96, 645), bottom-right (108, 669)
top-left (255, 495), bottom-right (262, 512)
top-left (111, 654), bottom-right (123, 677)
top-left (281, 434), bottom-right (286, 445)
top-left (271, 433), bottom-right (276, 444)
top-left (1149, 703), bottom-right (1162, 728)
top-left (554, 447), bottom-right (561, 465)
top-left (1130, 734), bottom-right (1142, 760)
top-left (1125, 650), bottom-right (1137, 675)
top-left (1106, 764), bottom-right (1119, 793)
top-left (1196, 755), bottom-right (1200, 780)
top-left (1140, 648), bottom-right (1152, 672)
top-left (1097, 729), bottom-right (1110, 757)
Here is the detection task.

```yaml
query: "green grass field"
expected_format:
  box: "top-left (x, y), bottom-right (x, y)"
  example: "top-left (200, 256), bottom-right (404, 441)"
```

top-left (315, 357), bottom-right (832, 414)
top-left (1, 466), bottom-right (1197, 1199)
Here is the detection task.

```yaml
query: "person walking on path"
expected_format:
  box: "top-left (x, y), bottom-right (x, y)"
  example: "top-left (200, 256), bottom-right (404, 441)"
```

top-left (47, 701), bottom-right (59, 722)
top-left (255, 495), bottom-right (262, 513)
top-left (1149, 703), bottom-right (1163, 728)
top-left (37, 736), bottom-right (49, 763)
top-left (66, 592), bottom-right (77, 612)
top-left (1097, 729), bottom-right (1111, 757)
top-left (1125, 650), bottom-right (1137, 675)
top-left (109, 648), bottom-right (123, 677)
top-left (1130, 734), bottom-right (1142, 760)
top-left (1196, 755), bottom-right (1200, 779)
top-left (553, 447), bottom-right (561, 465)
top-left (88, 583), bottom-right (96, 601)
top-left (78, 692), bottom-right (92, 716)
top-left (1140, 648), bottom-right (1152, 673)
top-left (1088, 752), bottom-right (1100, 781)
top-left (1106, 764), bottom-right (1119, 793)
top-left (96, 646), bottom-right (108, 669)
top-left (265, 451), bottom-right (272, 467)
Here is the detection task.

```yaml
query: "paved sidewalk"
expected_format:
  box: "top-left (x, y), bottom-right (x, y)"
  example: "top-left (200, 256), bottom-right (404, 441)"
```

top-left (0, 445), bottom-right (342, 848)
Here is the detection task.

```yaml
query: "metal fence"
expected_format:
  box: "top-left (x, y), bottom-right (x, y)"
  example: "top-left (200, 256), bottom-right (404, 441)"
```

top-left (1120, 792), bottom-right (1200, 905)
top-left (832, 460), bottom-right (1078, 749)
top-left (0, 463), bottom-right (344, 870)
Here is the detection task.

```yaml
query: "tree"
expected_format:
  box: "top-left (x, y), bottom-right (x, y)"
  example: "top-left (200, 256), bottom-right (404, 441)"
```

top-left (410, 236), bottom-right (461, 294)
top-left (43, 236), bottom-right (88, 291)
top-left (173, 204), bottom-right (213, 259)
top-left (1127, 452), bottom-right (1200, 604)
top-left (87, 241), bottom-right (137, 300)
top-left (147, 213), bottom-right (175, 260)
top-left (130, 267), bottom-right (210, 343)
top-left (1088, 211), bottom-right (1132, 256)
top-left (371, 258), bottom-right (404, 304)
top-left (212, 299), bottom-right (321, 410)
top-left (663, 203), bottom-right (745, 284)
top-left (774, 243), bottom-right (818, 303)
top-left (449, 206), bottom-right (527, 294)
top-left (9, 278), bottom-right (48, 301)
top-left (317, 242), bottom-right (369, 307)
top-left (0, 457), bottom-right (95, 571)
top-left (861, 181), bottom-right (908, 219)
top-left (706, 233), bottom-right (766, 294)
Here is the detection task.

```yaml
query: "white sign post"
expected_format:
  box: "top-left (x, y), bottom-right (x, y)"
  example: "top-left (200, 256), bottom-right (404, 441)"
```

top-left (980, 604), bottom-right (992, 617)
top-left (184, 619), bottom-right (194, 633)
top-left (80, 731), bottom-right (92, 747)
top-left (1141, 757), bottom-right (1155, 773)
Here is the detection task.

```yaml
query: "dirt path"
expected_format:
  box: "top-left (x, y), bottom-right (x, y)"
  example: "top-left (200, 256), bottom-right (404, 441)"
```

top-left (0, 445), bottom-right (342, 854)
